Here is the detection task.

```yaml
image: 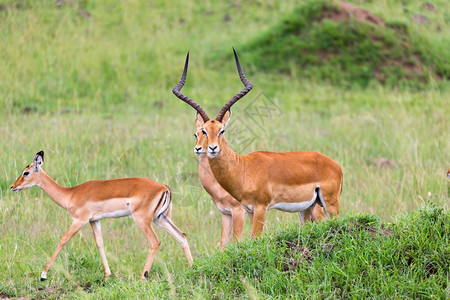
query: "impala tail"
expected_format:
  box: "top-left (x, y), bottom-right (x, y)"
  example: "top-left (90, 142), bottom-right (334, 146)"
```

top-left (154, 188), bottom-right (188, 238)
top-left (155, 188), bottom-right (172, 223)
top-left (315, 186), bottom-right (330, 218)
top-left (152, 188), bottom-right (193, 265)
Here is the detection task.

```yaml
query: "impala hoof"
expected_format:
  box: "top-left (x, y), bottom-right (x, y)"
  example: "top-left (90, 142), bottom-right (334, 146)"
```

top-left (40, 271), bottom-right (47, 281)
top-left (144, 271), bottom-right (149, 279)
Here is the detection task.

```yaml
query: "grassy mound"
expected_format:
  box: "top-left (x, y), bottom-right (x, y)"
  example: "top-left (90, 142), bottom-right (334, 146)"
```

top-left (242, 0), bottom-right (449, 88)
top-left (184, 205), bottom-right (448, 298)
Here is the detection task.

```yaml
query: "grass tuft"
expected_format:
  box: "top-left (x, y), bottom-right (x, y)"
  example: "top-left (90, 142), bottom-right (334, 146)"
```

top-left (241, 0), bottom-right (449, 88)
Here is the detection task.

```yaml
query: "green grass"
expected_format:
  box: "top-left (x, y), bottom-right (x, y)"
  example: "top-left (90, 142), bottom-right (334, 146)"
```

top-left (0, 0), bottom-right (449, 298)
top-left (184, 205), bottom-right (449, 298)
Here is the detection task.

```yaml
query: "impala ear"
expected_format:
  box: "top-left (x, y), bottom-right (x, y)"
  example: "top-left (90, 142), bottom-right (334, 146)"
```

top-left (222, 110), bottom-right (232, 128)
top-left (196, 112), bottom-right (205, 129)
top-left (33, 150), bottom-right (44, 172)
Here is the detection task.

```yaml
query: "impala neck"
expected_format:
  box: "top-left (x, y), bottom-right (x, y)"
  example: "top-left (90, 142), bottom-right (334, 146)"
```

top-left (38, 170), bottom-right (71, 210)
top-left (207, 139), bottom-right (244, 199)
top-left (198, 154), bottom-right (219, 194)
top-left (198, 154), bottom-right (210, 177)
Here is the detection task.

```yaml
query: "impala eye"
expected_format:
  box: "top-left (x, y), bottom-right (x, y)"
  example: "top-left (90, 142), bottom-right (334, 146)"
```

top-left (194, 133), bottom-right (198, 139)
top-left (219, 129), bottom-right (225, 136)
top-left (202, 129), bottom-right (207, 136)
top-left (23, 171), bottom-right (29, 176)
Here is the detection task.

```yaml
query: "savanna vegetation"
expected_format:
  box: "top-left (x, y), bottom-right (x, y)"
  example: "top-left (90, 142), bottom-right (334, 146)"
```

top-left (0, 0), bottom-right (448, 298)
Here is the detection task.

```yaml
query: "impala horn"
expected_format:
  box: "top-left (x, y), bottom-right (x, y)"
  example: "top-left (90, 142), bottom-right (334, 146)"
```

top-left (216, 47), bottom-right (253, 122)
top-left (172, 52), bottom-right (210, 122)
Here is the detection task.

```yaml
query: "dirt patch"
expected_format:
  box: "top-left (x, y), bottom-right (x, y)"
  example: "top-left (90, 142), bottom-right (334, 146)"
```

top-left (284, 241), bottom-right (314, 261)
top-left (317, 49), bottom-right (340, 61)
top-left (77, 9), bottom-right (91, 18)
top-left (325, 221), bottom-right (394, 238)
top-left (411, 14), bottom-right (430, 25)
top-left (282, 257), bottom-right (301, 272)
top-left (422, 2), bottom-right (438, 13)
top-left (403, 54), bottom-right (424, 74)
top-left (82, 281), bottom-right (92, 293)
top-left (37, 285), bottom-right (67, 298)
top-left (363, 224), bottom-right (393, 237)
top-left (0, 1), bottom-right (23, 11)
top-left (281, 241), bottom-right (314, 272)
top-left (0, 292), bottom-right (13, 299)
top-left (323, 1), bottom-right (385, 26)
top-left (55, 0), bottom-right (81, 7)
top-left (369, 157), bottom-right (397, 168)
top-left (22, 106), bottom-right (37, 114)
top-left (424, 261), bottom-right (439, 278)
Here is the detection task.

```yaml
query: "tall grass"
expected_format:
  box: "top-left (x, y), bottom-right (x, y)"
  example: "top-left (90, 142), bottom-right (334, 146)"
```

top-left (0, 0), bottom-right (448, 298)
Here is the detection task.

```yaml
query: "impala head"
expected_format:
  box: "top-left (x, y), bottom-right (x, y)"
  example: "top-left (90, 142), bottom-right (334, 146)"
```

top-left (173, 48), bottom-right (252, 158)
top-left (193, 113), bottom-right (208, 155)
top-left (11, 151), bottom-right (44, 192)
top-left (195, 111), bottom-right (232, 158)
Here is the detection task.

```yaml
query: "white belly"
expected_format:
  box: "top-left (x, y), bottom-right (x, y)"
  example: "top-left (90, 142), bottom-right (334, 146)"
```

top-left (217, 206), bottom-right (232, 215)
top-left (267, 190), bottom-right (317, 212)
top-left (90, 208), bottom-right (132, 221)
top-left (242, 204), bottom-right (253, 213)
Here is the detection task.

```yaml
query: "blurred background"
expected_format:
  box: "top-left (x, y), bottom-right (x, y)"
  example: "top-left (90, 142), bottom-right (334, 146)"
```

top-left (0, 0), bottom-right (448, 297)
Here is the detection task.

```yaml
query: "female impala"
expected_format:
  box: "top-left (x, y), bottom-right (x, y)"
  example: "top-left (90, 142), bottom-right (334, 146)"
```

top-left (10, 151), bottom-right (193, 281)
top-left (173, 49), bottom-right (342, 237)
top-left (194, 116), bottom-right (248, 248)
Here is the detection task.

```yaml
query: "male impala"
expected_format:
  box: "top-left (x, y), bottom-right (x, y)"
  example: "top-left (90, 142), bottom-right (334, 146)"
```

top-left (10, 151), bottom-right (193, 281)
top-left (173, 49), bottom-right (342, 237)
top-left (194, 117), bottom-right (248, 248)
top-left (194, 112), bottom-right (324, 242)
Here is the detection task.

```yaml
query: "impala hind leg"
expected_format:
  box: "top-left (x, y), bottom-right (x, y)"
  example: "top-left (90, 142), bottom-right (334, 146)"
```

top-left (41, 219), bottom-right (86, 281)
top-left (156, 215), bottom-right (193, 266)
top-left (220, 213), bottom-right (233, 249)
top-left (90, 221), bottom-right (111, 280)
top-left (134, 216), bottom-right (161, 280)
top-left (247, 211), bottom-right (254, 223)
top-left (298, 205), bottom-right (315, 225)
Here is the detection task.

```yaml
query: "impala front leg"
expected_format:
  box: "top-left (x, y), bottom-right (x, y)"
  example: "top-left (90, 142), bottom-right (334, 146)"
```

top-left (40, 219), bottom-right (86, 281)
top-left (231, 207), bottom-right (245, 242)
top-left (220, 213), bottom-right (233, 249)
top-left (251, 205), bottom-right (267, 238)
top-left (90, 221), bottom-right (111, 280)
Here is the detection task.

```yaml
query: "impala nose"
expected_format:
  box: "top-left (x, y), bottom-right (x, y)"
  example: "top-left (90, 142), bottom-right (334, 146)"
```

top-left (209, 145), bottom-right (218, 151)
top-left (195, 147), bottom-right (202, 152)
